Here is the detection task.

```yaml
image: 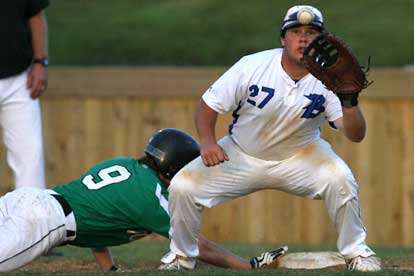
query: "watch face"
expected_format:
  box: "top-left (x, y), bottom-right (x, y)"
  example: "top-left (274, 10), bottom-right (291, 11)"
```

top-left (34, 58), bottom-right (49, 67)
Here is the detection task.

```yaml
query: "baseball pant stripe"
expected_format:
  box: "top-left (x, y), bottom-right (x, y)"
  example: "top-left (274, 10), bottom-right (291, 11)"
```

top-left (0, 224), bottom-right (65, 265)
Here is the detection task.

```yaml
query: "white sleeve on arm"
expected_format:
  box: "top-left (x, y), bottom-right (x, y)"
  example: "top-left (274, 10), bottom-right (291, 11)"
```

top-left (325, 91), bottom-right (343, 129)
top-left (202, 58), bottom-right (247, 114)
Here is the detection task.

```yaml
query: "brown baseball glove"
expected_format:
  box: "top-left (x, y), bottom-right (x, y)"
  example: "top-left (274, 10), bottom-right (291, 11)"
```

top-left (303, 32), bottom-right (372, 107)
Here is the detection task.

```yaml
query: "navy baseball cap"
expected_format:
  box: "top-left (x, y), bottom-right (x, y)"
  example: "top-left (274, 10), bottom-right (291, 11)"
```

top-left (280, 5), bottom-right (324, 37)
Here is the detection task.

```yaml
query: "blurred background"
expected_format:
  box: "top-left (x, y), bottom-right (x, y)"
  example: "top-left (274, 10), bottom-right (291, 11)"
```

top-left (47, 0), bottom-right (413, 66)
top-left (0, 0), bottom-right (412, 248)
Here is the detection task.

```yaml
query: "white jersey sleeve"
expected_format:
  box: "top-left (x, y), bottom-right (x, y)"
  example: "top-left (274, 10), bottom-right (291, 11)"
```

top-left (202, 57), bottom-right (248, 114)
top-left (324, 91), bottom-right (343, 122)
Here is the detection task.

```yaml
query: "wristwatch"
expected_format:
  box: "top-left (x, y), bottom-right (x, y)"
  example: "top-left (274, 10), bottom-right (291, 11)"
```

top-left (33, 57), bottom-right (49, 67)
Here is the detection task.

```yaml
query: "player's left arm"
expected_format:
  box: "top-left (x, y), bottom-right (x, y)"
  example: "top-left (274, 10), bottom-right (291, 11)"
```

top-left (91, 247), bottom-right (120, 271)
top-left (197, 234), bottom-right (287, 269)
top-left (333, 106), bottom-right (366, 142)
top-left (28, 10), bottom-right (48, 99)
top-left (198, 234), bottom-right (251, 269)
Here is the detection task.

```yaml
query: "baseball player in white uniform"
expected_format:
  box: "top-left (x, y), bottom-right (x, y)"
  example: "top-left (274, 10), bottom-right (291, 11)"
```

top-left (161, 5), bottom-right (381, 272)
top-left (0, 0), bottom-right (49, 191)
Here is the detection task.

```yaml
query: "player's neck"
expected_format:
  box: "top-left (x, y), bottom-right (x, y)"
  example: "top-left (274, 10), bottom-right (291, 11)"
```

top-left (281, 53), bottom-right (308, 80)
top-left (158, 173), bottom-right (171, 188)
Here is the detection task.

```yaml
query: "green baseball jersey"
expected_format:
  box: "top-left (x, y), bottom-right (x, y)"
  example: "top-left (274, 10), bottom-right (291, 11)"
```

top-left (54, 157), bottom-right (170, 248)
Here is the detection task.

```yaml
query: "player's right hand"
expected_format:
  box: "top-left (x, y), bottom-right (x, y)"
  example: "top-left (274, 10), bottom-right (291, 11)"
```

top-left (27, 64), bottom-right (48, 99)
top-left (200, 142), bottom-right (229, 167)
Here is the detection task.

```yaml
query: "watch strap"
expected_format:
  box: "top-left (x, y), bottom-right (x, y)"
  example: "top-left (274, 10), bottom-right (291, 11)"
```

top-left (33, 57), bottom-right (49, 67)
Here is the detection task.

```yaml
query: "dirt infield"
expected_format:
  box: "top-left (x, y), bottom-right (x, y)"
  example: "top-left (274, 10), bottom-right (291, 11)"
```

top-left (21, 258), bottom-right (414, 272)
top-left (382, 258), bottom-right (414, 271)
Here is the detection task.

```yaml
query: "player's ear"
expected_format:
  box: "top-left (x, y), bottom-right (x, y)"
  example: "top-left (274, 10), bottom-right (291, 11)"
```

top-left (280, 36), bottom-right (285, 48)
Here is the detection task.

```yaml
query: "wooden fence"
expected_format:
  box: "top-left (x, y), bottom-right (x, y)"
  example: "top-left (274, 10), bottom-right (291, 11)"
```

top-left (0, 67), bottom-right (412, 247)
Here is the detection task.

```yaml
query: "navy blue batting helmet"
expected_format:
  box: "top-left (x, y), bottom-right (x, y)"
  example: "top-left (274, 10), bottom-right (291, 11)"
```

top-left (145, 128), bottom-right (200, 179)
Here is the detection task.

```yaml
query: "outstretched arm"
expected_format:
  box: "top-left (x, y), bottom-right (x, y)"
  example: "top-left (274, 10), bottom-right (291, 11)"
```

top-left (197, 234), bottom-right (287, 269)
top-left (91, 247), bottom-right (118, 271)
top-left (198, 234), bottom-right (250, 269)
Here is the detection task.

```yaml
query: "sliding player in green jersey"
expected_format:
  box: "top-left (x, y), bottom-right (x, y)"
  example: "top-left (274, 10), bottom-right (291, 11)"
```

top-left (0, 128), bottom-right (287, 272)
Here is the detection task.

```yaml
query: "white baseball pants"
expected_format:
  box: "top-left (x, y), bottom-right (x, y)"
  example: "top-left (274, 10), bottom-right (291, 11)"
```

top-left (0, 70), bottom-right (45, 189)
top-left (168, 135), bottom-right (375, 260)
top-left (0, 187), bottom-right (76, 271)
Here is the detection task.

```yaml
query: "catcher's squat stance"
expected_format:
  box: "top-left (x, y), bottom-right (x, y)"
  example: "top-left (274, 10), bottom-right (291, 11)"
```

top-left (162, 5), bottom-right (381, 272)
top-left (0, 128), bottom-right (286, 272)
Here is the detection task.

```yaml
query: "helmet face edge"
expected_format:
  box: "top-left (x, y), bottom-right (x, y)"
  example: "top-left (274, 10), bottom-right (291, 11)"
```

top-left (144, 143), bottom-right (165, 162)
top-left (144, 128), bottom-right (200, 179)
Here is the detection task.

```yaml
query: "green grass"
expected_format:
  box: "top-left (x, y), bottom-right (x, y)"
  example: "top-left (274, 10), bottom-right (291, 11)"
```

top-left (47, 0), bottom-right (413, 66)
top-left (4, 240), bottom-right (413, 275)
